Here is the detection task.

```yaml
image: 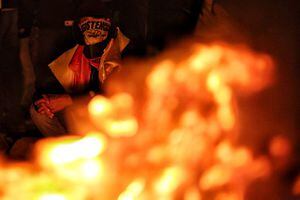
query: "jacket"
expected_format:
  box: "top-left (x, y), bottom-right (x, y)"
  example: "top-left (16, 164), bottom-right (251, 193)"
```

top-left (48, 28), bottom-right (129, 94)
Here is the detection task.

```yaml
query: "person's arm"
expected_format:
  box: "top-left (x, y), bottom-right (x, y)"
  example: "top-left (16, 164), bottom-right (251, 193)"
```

top-left (35, 94), bottom-right (73, 114)
top-left (32, 71), bottom-right (69, 118)
top-left (34, 92), bottom-right (76, 119)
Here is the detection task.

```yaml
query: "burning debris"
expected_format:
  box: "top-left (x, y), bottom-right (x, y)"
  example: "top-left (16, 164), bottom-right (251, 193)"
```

top-left (0, 42), bottom-right (298, 200)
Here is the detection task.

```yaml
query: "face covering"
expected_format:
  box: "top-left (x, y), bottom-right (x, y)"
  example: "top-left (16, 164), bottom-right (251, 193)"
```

top-left (78, 17), bottom-right (111, 59)
top-left (79, 17), bottom-right (111, 45)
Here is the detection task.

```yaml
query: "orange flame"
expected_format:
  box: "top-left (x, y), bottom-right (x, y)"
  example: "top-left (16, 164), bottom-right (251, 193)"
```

top-left (0, 42), bottom-right (281, 200)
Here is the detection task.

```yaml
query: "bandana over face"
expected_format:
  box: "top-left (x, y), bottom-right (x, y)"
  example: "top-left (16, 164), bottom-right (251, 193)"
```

top-left (78, 17), bottom-right (111, 45)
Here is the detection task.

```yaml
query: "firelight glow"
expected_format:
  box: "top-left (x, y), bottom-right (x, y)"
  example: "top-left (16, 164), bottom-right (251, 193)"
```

top-left (0, 42), bottom-right (282, 200)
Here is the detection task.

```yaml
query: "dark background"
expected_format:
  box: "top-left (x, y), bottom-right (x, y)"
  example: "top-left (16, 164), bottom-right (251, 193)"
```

top-left (0, 0), bottom-right (299, 147)
top-left (0, 0), bottom-right (299, 197)
top-left (219, 0), bottom-right (299, 150)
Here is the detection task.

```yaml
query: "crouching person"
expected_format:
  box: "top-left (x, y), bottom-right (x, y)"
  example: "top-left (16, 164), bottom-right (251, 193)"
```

top-left (30, 2), bottom-right (129, 137)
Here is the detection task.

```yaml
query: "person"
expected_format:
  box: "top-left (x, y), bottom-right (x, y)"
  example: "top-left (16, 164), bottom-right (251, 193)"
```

top-left (29, 1), bottom-right (129, 137)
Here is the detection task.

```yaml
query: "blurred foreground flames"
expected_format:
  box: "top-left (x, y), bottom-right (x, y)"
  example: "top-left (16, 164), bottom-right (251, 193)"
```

top-left (0, 43), bottom-right (298, 200)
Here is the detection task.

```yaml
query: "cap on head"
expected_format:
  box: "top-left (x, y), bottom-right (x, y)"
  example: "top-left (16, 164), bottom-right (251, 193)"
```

top-left (77, 0), bottom-right (112, 19)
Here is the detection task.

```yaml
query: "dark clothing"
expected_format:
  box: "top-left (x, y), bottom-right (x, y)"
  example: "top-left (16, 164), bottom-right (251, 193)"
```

top-left (32, 62), bottom-right (102, 103)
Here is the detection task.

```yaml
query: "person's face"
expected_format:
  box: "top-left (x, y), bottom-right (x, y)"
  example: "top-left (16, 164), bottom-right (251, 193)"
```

top-left (78, 17), bottom-right (111, 45)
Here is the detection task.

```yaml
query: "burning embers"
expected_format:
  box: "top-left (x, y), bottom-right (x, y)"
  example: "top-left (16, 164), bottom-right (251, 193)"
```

top-left (1, 42), bottom-right (297, 200)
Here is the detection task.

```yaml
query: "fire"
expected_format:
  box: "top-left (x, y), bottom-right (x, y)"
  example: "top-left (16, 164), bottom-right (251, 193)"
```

top-left (88, 93), bottom-right (138, 137)
top-left (88, 95), bottom-right (113, 117)
top-left (36, 133), bottom-right (107, 166)
top-left (118, 178), bottom-right (145, 200)
top-left (39, 194), bottom-right (67, 200)
top-left (1, 42), bottom-right (293, 200)
top-left (184, 186), bottom-right (202, 200)
top-left (199, 164), bottom-right (232, 190)
top-left (154, 166), bottom-right (186, 196)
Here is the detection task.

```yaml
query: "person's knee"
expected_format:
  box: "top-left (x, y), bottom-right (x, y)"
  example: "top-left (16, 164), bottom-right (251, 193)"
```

top-left (29, 104), bottom-right (67, 136)
top-left (29, 104), bottom-right (49, 126)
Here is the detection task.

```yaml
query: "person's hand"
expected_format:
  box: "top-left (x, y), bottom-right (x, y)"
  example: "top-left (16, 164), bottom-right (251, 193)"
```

top-left (46, 94), bottom-right (73, 113)
top-left (34, 94), bottom-right (73, 118)
top-left (34, 95), bottom-right (54, 118)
